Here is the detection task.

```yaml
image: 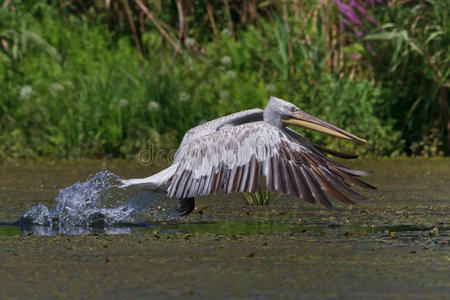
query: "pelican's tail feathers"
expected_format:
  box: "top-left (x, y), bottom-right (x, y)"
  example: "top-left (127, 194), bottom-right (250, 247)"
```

top-left (119, 163), bottom-right (179, 191)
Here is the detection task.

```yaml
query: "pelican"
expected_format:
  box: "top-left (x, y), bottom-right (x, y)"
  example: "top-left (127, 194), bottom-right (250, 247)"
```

top-left (121, 96), bottom-right (375, 216)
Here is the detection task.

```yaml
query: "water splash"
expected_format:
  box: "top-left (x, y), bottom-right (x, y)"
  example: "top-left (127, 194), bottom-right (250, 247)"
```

top-left (21, 171), bottom-right (173, 234)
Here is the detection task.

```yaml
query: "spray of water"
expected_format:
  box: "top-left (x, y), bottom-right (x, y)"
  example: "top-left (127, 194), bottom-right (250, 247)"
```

top-left (21, 171), bottom-right (177, 235)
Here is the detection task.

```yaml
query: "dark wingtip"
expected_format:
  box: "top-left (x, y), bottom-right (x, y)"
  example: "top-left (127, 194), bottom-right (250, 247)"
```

top-left (317, 146), bottom-right (359, 159)
top-left (336, 165), bottom-right (373, 177)
top-left (323, 200), bottom-right (334, 209)
top-left (355, 178), bottom-right (377, 190)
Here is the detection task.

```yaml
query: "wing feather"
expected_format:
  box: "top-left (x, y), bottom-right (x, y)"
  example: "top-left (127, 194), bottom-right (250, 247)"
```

top-left (248, 157), bottom-right (260, 193)
top-left (310, 166), bottom-right (356, 205)
top-left (233, 166), bottom-right (242, 192)
top-left (182, 175), bottom-right (193, 198)
top-left (197, 176), bottom-right (206, 196)
top-left (301, 166), bottom-right (333, 208)
top-left (280, 159), bottom-right (296, 197)
top-left (168, 121), bottom-right (373, 208)
top-left (174, 109), bottom-right (264, 162)
top-left (285, 162), bottom-right (303, 199)
top-left (203, 172), bottom-right (213, 195)
top-left (169, 169), bottom-right (189, 198)
top-left (294, 166), bottom-right (316, 204)
top-left (320, 167), bottom-right (368, 200)
top-left (272, 156), bottom-right (283, 193)
top-left (215, 165), bottom-right (225, 194)
top-left (211, 166), bottom-right (223, 194)
top-left (329, 165), bottom-right (377, 190)
top-left (238, 163), bottom-right (250, 192)
top-left (265, 159), bottom-right (274, 191)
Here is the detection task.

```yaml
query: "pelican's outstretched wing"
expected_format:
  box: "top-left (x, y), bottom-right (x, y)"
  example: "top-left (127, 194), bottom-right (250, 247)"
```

top-left (168, 122), bottom-right (375, 207)
top-left (174, 109), bottom-right (263, 162)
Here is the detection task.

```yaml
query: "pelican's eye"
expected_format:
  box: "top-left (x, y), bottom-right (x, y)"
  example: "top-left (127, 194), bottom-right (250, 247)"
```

top-left (290, 106), bottom-right (298, 112)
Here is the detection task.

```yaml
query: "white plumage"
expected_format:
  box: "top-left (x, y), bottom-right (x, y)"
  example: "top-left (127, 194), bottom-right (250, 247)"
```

top-left (121, 96), bottom-right (375, 216)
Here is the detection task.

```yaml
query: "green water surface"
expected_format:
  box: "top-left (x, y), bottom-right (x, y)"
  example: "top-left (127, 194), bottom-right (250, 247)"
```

top-left (0, 158), bottom-right (449, 299)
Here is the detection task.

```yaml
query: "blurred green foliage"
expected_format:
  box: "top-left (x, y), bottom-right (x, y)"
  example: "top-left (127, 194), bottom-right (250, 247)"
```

top-left (0, 1), bottom-right (447, 160)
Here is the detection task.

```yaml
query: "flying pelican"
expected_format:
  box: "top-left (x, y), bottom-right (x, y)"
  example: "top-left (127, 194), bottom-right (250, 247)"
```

top-left (121, 96), bottom-right (375, 216)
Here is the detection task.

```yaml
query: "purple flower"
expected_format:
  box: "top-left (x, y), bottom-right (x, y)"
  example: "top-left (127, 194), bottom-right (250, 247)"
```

top-left (357, 6), bottom-right (366, 14)
top-left (367, 16), bottom-right (377, 25)
top-left (334, 0), bottom-right (390, 42)
top-left (334, 0), bottom-right (361, 24)
top-left (350, 54), bottom-right (361, 60)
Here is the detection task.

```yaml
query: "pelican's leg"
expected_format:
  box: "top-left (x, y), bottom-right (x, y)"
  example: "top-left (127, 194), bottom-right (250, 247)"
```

top-left (177, 198), bottom-right (195, 218)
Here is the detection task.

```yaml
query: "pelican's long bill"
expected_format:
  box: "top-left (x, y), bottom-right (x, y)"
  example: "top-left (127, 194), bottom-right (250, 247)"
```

top-left (282, 110), bottom-right (367, 144)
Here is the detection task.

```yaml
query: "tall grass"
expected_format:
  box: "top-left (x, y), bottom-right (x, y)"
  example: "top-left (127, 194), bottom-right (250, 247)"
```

top-left (0, 1), bottom-right (446, 160)
top-left (365, 0), bottom-right (449, 156)
top-left (241, 189), bottom-right (280, 206)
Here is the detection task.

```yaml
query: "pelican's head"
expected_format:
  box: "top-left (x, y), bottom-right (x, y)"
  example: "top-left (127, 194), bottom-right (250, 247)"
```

top-left (264, 96), bottom-right (367, 144)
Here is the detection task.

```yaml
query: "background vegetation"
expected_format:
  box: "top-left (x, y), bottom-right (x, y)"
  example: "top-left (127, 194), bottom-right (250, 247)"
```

top-left (0, 0), bottom-right (448, 160)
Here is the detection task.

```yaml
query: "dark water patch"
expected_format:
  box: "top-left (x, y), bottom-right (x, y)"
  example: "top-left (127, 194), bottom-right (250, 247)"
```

top-left (1, 220), bottom-right (447, 237)
top-left (140, 221), bottom-right (448, 235)
top-left (19, 223), bottom-right (132, 236)
top-left (0, 224), bottom-right (22, 236)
